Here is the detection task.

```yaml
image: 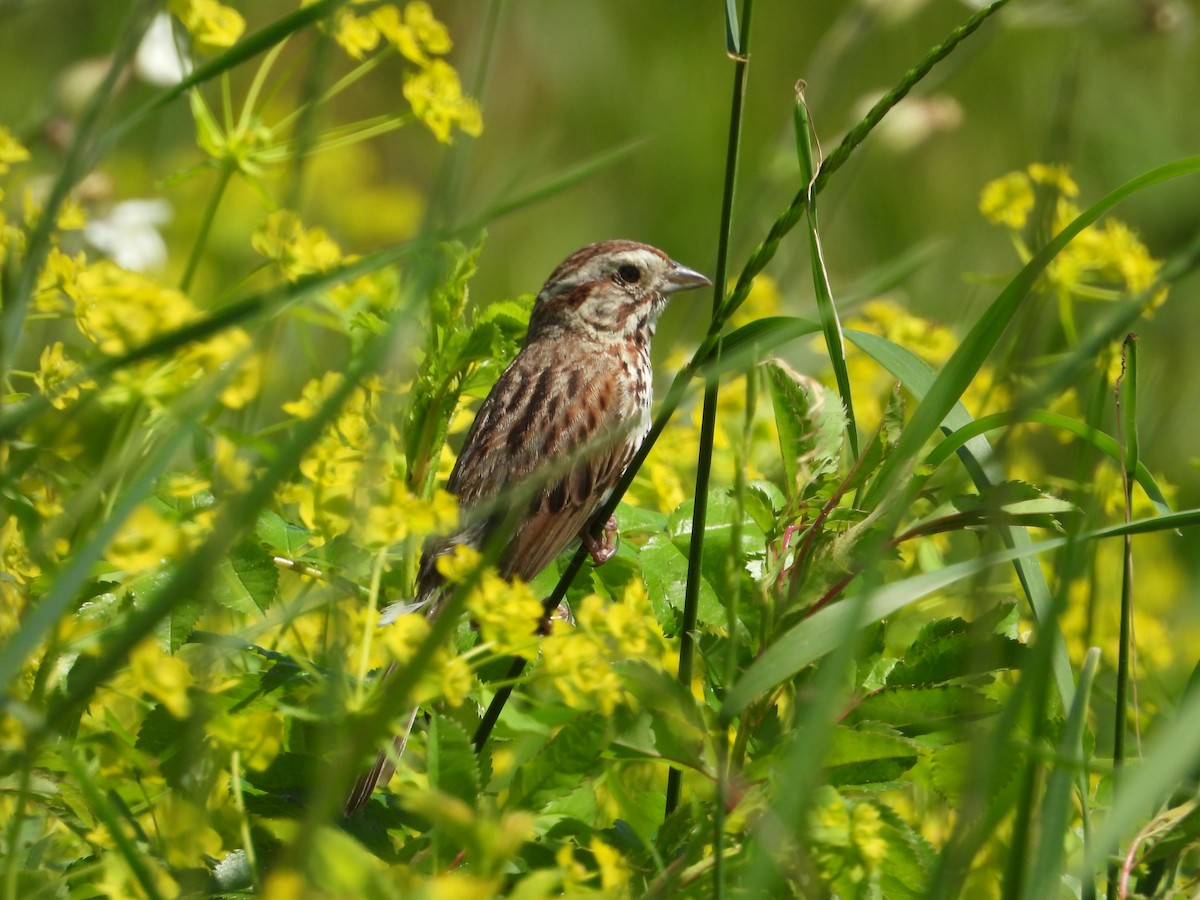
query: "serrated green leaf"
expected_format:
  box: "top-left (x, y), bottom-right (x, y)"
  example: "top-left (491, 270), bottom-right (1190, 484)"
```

top-left (427, 715), bottom-right (480, 807)
top-left (475, 297), bottom-right (532, 333)
top-left (613, 662), bottom-right (710, 773)
top-left (849, 684), bottom-right (1000, 734)
top-left (211, 541), bottom-right (278, 614)
top-left (513, 714), bottom-right (608, 809)
top-left (255, 509), bottom-right (308, 556)
top-left (887, 631), bottom-right (1025, 687)
top-left (825, 723), bottom-right (920, 786)
top-left (638, 533), bottom-right (724, 628)
top-left (764, 359), bottom-right (845, 499)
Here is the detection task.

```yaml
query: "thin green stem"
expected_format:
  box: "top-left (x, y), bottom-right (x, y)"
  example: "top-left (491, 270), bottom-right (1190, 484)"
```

top-left (666, 0), bottom-right (754, 823)
top-left (1108, 335), bottom-right (1139, 898)
top-left (180, 160), bottom-right (235, 293)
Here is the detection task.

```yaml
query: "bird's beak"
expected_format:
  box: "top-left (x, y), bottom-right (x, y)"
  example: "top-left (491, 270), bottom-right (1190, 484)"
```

top-left (663, 260), bottom-right (712, 294)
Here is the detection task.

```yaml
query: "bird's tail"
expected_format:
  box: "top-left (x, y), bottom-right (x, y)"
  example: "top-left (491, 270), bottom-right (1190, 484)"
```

top-left (343, 705), bottom-right (419, 816)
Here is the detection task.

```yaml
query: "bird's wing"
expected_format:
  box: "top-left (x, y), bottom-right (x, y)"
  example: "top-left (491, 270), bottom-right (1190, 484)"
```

top-left (440, 346), bottom-right (635, 583)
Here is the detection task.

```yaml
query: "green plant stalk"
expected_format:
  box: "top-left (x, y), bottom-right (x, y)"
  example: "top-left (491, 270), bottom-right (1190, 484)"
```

top-left (1027, 648), bottom-right (1101, 900)
top-left (666, 0), bottom-right (754, 826)
top-left (180, 159), bottom-right (236, 293)
top-left (1108, 333), bottom-right (1139, 898)
top-left (795, 85), bottom-right (858, 460)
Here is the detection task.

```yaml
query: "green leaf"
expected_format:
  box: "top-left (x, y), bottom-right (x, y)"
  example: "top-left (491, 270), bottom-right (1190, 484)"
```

top-left (886, 620), bottom-right (1025, 688)
top-left (255, 509), bottom-right (309, 556)
top-left (427, 716), bottom-right (480, 808)
top-left (849, 684), bottom-right (1000, 735)
top-left (510, 714), bottom-right (608, 809)
top-left (638, 533), bottom-right (724, 628)
top-left (614, 662), bottom-right (710, 773)
top-left (763, 359), bottom-right (845, 499)
top-left (211, 541), bottom-right (279, 615)
top-left (825, 723), bottom-right (920, 786)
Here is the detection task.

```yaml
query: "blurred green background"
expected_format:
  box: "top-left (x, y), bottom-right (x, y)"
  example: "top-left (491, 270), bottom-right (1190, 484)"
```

top-left (3, 0), bottom-right (1199, 534)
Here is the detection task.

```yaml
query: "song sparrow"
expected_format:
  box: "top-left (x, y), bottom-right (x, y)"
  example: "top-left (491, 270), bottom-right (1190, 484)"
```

top-left (344, 239), bottom-right (710, 814)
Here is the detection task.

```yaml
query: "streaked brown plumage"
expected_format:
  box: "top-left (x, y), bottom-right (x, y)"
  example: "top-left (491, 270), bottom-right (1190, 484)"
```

top-left (344, 240), bottom-right (710, 815)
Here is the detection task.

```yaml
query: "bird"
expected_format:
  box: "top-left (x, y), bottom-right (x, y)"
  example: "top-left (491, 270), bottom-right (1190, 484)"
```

top-left (344, 239), bottom-right (710, 815)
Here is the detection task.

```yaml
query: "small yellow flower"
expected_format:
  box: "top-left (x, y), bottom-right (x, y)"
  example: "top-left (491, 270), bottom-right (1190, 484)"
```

top-left (0, 517), bottom-right (40, 585)
top-left (74, 261), bottom-right (198, 355)
top-left (1027, 162), bottom-right (1079, 197)
top-left (439, 654), bottom-right (474, 706)
top-left (465, 570), bottom-right (544, 659)
top-left (556, 843), bottom-right (591, 891)
top-left (979, 170), bottom-right (1034, 229)
top-left (380, 609), bottom-right (433, 663)
top-left (129, 639), bottom-right (193, 718)
top-left (170, 0), bottom-right (245, 53)
top-left (850, 802), bottom-right (888, 867)
top-left (208, 709), bottom-right (283, 770)
top-left (151, 794), bottom-right (223, 866)
top-left (23, 188), bottom-right (86, 231)
top-left (33, 342), bottom-right (95, 409)
top-left (33, 246), bottom-right (84, 313)
top-left (542, 623), bottom-right (627, 715)
top-left (329, 7), bottom-right (381, 59)
top-left (183, 327), bottom-right (261, 409)
top-left (252, 210), bottom-right (344, 281)
top-left (213, 434), bottom-right (252, 492)
top-left (0, 125), bottom-right (30, 174)
top-left (591, 838), bottom-right (632, 894)
top-left (281, 371), bottom-right (343, 419)
top-left (105, 504), bottom-right (182, 571)
top-left (355, 483), bottom-right (458, 547)
top-left (374, 1), bottom-right (452, 65)
top-left (403, 60), bottom-right (483, 143)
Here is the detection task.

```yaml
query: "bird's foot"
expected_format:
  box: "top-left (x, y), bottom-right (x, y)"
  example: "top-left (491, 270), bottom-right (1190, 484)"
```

top-left (583, 515), bottom-right (619, 565)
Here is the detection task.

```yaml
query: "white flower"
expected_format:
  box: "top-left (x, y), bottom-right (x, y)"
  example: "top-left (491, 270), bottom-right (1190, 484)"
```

top-left (83, 199), bottom-right (173, 272)
top-left (136, 13), bottom-right (193, 87)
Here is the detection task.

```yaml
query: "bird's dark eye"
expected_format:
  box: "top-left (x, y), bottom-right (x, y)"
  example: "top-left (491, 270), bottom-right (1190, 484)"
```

top-left (616, 263), bottom-right (641, 284)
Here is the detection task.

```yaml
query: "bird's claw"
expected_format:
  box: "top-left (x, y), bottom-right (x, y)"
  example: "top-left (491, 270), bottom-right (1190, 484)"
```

top-left (584, 515), bottom-right (619, 565)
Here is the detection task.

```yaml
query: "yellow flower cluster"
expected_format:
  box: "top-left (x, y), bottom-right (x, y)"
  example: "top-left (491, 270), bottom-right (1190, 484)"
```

top-left (252, 209), bottom-right (344, 281)
top-left (979, 163), bottom-right (1165, 342)
top-left (541, 579), bottom-right (671, 715)
top-left (0, 517), bottom-right (40, 627)
top-left (64, 259), bottom-right (263, 409)
top-left (327, 1), bottom-right (482, 143)
top-left (169, 0), bottom-right (246, 54)
top-left (555, 838), bottom-right (633, 896)
top-left (279, 373), bottom-right (458, 550)
top-left (105, 504), bottom-right (185, 572)
top-left (377, 609), bottom-right (474, 706)
top-left (436, 546), bottom-right (544, 659)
